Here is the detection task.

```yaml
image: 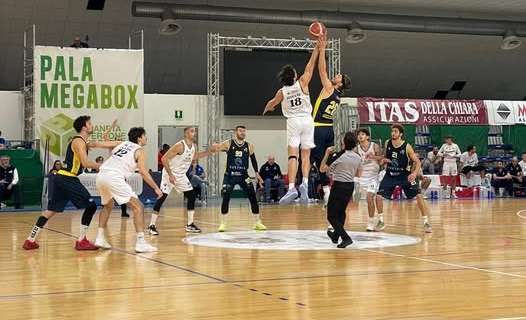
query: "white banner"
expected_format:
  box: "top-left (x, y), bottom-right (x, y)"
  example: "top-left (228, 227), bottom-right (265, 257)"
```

top-left (485, 100), bottom-right (516, 125)
top-left (34, 46), bottom-right (144, 168)
top-left (513, 101), bottom-right (526, 125)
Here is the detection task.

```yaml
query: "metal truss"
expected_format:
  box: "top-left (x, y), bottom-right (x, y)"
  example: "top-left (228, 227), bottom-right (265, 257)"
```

top-left (23, 24), bottom-right (35, 141)
top-left (206, 33), bottom-right (341, 197)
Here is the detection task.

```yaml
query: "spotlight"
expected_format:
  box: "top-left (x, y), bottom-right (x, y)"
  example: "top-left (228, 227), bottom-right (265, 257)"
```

top-left (159, 10), bottom-right (181, 36)
top-left (501, 30), bottom-right (522, 50)
top-left (346, 22), bottom-right (366, 44)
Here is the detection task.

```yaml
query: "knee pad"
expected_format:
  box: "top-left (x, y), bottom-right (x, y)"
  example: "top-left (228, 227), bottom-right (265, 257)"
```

top-left (81, 201), bottom-right (98, 226)
top-left (184, 190), bottom-right (196, 210)
top-left (153, 193), bottom-right (168, 212)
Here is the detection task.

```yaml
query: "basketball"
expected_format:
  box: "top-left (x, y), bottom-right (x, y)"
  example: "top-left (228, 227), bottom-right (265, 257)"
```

top-left (308, 21), bottom-right (326, 39)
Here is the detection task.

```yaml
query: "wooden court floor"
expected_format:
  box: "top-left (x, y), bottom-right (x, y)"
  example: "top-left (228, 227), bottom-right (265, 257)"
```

top-left (1, 198), bottom-right (526, 320)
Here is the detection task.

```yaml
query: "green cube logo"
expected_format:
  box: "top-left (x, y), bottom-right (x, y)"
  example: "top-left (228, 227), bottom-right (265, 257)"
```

top-left (40, 113), bottom-right (76, 156)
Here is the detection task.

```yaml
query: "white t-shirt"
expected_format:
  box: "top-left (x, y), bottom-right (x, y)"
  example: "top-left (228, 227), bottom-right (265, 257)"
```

top-left (519, 160), bottom-right (526, 174)
top-left (460, 152), bottom-right (478, 167)
top-left (281, 81), bottom-right (312, 118)
top-left (438, 143), bottom-right (461, 163)
top-left (100, 141), bottom-right (141, 178)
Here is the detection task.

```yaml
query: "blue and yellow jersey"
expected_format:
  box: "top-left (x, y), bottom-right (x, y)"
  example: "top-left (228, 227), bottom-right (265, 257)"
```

top-left (57, 136), bottom-right (87, 177)
top-left (312, 89), bottom-right (341, 127)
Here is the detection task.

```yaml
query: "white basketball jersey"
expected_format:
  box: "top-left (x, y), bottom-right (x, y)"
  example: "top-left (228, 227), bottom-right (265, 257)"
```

top-left (166, 140), bottom-right (195, 176)
top-left (357, 142), bottom-right (380, 178)
top-left (100, 141), bottom-right (141, 178)
top-left (281, 81), bottom-right (312, 118)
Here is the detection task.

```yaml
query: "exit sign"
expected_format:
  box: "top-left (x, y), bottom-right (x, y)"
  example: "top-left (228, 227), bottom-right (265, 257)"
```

top-left (174, 110), bottom-right (183, 120)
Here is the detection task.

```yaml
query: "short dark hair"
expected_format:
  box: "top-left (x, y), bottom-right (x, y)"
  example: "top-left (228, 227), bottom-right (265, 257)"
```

top-left (445, 135), bottom-right (454, 140)
top-left (128, 127), bottom-right (146, 143)
top-left (73, 115), bottom-right (91, 133)
top-left (356, 128), bottom-right (370, 137)
top-left (467, 145), bottom-right (475, 152)
top-left (343, 131), bottom-right (357, 150)
top-left (278, 64), bottom-right (296, 86)
top-left (235, 125), bottom-right (246, 131)
top-left (162, 144), bottom-right (170, 149)
top-left (340, 74), bottom-right (352, 93)
top-left (391, 124), bottom-right (404, 136)
top-left (184, 127), bottom-right (194, 133)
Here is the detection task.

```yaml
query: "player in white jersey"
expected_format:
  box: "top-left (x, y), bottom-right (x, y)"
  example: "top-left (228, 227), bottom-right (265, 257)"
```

top-left (94, 127), bottom-right (163, 253)
top-left (438, 136), bottom-right (462, 198)
top-left (149, 127), bottom-right (213, 235)
top-left (263, 42), bottom-right (319, 205)
top-left (354, 128), bottom-right (385, 232)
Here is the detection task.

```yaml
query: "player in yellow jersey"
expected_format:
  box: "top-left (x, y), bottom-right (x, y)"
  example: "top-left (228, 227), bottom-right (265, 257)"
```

top-left (311, 37), bottom-right (351, 214)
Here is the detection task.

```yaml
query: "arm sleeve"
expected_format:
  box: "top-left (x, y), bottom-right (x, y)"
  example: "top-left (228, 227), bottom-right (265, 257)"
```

top-left (12, 168), bottom-right (19, 185)
top-left (250, 153), bottom-right (259, 174)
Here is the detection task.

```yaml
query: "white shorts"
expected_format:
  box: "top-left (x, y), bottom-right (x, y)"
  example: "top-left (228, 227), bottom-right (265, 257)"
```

top-left (356, 175), bottom-right (380, 194)
top-left (96, 171), bottom-right (137, 206)
top-left (160, 173), bottom-right (193, 194)
top-left (442, 161), bottom-right (458, 176)
top-left (286, 116), bottom-right (315, 149)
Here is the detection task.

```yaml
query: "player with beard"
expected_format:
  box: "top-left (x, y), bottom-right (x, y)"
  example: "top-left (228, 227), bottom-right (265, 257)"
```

top-left (214, 126), bottom-right (266, 232)
top-left (377, 124), bottom-right (432, 233)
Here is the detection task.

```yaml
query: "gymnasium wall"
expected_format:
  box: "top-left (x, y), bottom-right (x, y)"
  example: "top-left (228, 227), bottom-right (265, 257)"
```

top-left (0, 91), bottom-right (24, 140)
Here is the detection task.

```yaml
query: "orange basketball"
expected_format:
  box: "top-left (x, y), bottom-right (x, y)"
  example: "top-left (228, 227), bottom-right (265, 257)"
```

top-left (308, 21), bottom-right (326, 39)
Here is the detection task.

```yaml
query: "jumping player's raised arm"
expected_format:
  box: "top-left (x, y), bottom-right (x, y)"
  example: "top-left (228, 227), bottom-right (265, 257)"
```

top-left (406, 144), bottom-right (421, 183)
top-left (135, 148), bottom-right (163, 198)
top-left (161, 142), bottom-right (184, 183)
top-left (317, 36), bottom-right (333, 93)
top-left (248, 143), bottom-right (263, 186)
top-left (263, 89), bottom-right (284, 115)
top-left (298, 45), bottom-right (319, 91)
top-left (72, 138), bottom-right (100, 170)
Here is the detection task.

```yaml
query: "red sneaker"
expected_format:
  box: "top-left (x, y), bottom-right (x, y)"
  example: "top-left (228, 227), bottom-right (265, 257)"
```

top-left (23, 239), bottom-right (39, 250)
top-left (75, 237), bottom-right (99, 251)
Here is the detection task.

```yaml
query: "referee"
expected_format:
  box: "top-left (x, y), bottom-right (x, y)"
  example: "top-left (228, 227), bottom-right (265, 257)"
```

top-left (320, 131), bottom-right (361, 248)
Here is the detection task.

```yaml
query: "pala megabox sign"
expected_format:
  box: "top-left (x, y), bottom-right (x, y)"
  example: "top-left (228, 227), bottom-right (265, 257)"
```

top-left (358, 97), bottom-right (488, 125)
top-left (34, 46), bottom-right (144, 163)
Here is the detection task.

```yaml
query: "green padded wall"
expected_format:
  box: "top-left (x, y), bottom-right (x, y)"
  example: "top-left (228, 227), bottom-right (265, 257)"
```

top-left (0, 149), bottom-right (43, 207)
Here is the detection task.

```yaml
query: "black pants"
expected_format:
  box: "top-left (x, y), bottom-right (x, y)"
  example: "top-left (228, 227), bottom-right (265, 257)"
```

top-left (311, 126), bottom-right (335, 186)
top-left (327, 181), bottom-right (354, 242)
top-left (221, 175), bottom-right (259, 214)
top-left (0, 183), bottom-right (22, 209)
top-left (461, 165), bottom-right (486, 175)
top-left (492, 179), bottom-right (513, 196)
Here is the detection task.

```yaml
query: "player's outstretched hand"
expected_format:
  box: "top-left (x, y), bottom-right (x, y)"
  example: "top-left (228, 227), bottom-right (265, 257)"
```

top-left (210, 143), bottom-right (221, 153)
top-left (155, 188), bottom-right (163, 199)
top-left (325, 146), bottom-right (335, 155)
top-left (317, 35), bottom-right (327, 49)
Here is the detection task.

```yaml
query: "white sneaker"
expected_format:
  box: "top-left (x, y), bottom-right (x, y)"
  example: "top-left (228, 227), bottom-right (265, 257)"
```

top-left (0, 202), bottom-right (6, 209)
top-left (95, 236), bottom-right (112, 249)
top-left (135, 241), bottom-right (158, 253)
top-left (366, 220), bottom-right (376, 232)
